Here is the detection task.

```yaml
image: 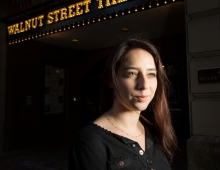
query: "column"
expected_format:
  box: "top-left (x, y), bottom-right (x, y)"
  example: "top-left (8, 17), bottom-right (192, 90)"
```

top-left (0, 0), bottom-right (6, 153)
top-left (185, 0), bottom-right (220, 169)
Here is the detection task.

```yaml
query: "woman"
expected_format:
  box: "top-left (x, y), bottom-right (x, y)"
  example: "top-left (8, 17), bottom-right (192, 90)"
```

top-left (68, 35), bottom-right (177, 170)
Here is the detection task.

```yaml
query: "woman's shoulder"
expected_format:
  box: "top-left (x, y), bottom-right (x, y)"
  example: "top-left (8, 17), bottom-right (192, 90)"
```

top-left (73, 123), bottom-right (112, 145)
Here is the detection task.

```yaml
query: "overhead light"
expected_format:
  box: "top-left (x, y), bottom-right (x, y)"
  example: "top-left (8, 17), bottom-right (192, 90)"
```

top-left (120, 27), bottom-right (131, 32)
top-left (71, 39), bottom-right (79, 42)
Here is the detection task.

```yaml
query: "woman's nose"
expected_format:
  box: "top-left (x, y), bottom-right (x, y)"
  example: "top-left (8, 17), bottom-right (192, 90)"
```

top-left (137, 74), bottom-right (149, 90)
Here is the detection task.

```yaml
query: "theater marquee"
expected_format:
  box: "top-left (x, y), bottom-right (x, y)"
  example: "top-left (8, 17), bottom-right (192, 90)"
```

top-left (6, 0), bottom-right (181, 44)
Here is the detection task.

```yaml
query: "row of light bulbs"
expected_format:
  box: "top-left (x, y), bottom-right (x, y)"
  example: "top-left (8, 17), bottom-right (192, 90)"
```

top-left (9, 0), bottom-right (177, 45)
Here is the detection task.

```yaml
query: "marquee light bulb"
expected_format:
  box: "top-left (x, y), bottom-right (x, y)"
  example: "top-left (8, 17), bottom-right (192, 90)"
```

top-left (135, 7), bottom-right (137, 12)
top-left (156, 1), bottom-right (159, 6)
top-left (128, 9), bottom-right (131, 14)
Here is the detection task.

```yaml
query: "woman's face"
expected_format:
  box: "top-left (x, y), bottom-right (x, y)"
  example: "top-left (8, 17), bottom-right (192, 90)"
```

top-left (113, 48), bottom-right (157, 112)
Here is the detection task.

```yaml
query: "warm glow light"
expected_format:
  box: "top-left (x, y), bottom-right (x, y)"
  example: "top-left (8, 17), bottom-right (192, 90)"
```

top-left (156, 1), bottom-right (159, 6)
top-left (128, 9), bottom-right (131, 14)
top-left (115, 12), bottom-right (118, 17)
top-left (142, 4), bottom-right (145, 10)
top-left (104, 15), bottom-right (106, 20)
top-left (164, 0), bottom-right (167, 4)
top-left (109, 14), bottom-right (112, 18)
top-left (120, 27), bottom-right (130, 32)
top-left (173, 0), bottom-right (175, 1)
top-left (98, 17), bottom-right (101, 21)
top-left (135, 7), bottom-right (137, 12)
top-left (87, 19), bottom-right (90, 24)
top-left (93, 18), bottom-right (95, 22)
top-left (71, 39), bottom-right (79, 42)
top-left (122, 11), bottom-right (124, 15)
top-left (149, 2), bottom-right (152, 8)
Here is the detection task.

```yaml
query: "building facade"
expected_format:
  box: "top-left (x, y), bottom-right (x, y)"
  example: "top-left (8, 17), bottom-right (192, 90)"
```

top-left (2, 0), bottom-right (219, 169)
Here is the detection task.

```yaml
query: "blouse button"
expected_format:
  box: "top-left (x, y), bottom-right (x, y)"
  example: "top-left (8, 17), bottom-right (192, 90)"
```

top-left (147, 159), bottom-right (152, 164)
top-left (139, 150), bottom-right (144, 155)
top-left (119, 161), bottom-right (124, 167)
top-left (132, 144), bottom-right (136, 147)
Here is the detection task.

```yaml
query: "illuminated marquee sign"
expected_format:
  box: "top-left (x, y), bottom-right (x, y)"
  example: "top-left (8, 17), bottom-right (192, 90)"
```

top-left (7, 0), bottom-right (128, 36)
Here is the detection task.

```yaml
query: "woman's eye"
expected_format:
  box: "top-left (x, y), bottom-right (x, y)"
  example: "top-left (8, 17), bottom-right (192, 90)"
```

top-left (126, 72), bottom-right (137, 77)
top-left (148, 73), bottom-right (156, 78)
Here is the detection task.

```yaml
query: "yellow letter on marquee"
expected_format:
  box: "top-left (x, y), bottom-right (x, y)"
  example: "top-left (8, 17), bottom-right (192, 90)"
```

top-left (7, 25), bottom-right (14, 35)
top-left (19, 22), bottom-right (25, 33)
top-left (38, 15), bottom-right (44, 27)
top-left (25, 19), bottom-right (31, 31)
top-left (60, 7), bottom-right (68, 20)
top-left (105, 0), bottom-right (111, 7)
top-left (53, 10), bottom-right (60, 22)
top-left (117, 0), bottom-right (127, 3)
top-left (68, 4), bottom-right (76, 18)
top-left (97, 0), bottom-right (104, 9)
top-left (84, 0), bottom-right (91, 13)
top-left (32, 17), bottom-right (38, 29)
top-left (111, 0), bottom-right (117, 5)
top-left (76, 2), bottom-right (84, 15)
top-left (47, 12), bottom-right (54, 24)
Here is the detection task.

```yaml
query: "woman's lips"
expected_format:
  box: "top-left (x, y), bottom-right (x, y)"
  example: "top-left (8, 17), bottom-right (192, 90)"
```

top-left (136, 95), bottom-right (148, 102)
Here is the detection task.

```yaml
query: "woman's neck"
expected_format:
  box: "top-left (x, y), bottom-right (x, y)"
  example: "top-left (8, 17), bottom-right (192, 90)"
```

top-left (106, 104), bottom-right (141, 129)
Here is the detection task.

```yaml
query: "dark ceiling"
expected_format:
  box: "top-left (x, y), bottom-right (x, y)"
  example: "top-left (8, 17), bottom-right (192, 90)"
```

top-left (36, 1), bottom-right (185, 50)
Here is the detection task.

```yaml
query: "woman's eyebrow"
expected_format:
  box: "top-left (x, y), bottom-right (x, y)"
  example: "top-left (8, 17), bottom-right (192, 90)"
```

top-left (123, 67), bottom-right (139, 70)
top-left (123, 67), bottom-right (157, 71)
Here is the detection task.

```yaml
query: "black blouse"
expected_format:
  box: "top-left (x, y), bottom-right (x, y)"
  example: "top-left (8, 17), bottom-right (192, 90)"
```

top-left (68, 123), bottom-right (171, 170)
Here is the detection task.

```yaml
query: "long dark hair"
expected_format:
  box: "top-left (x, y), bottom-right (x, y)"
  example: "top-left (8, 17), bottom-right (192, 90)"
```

top-left (100, 34), bottom-right (177, 163)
